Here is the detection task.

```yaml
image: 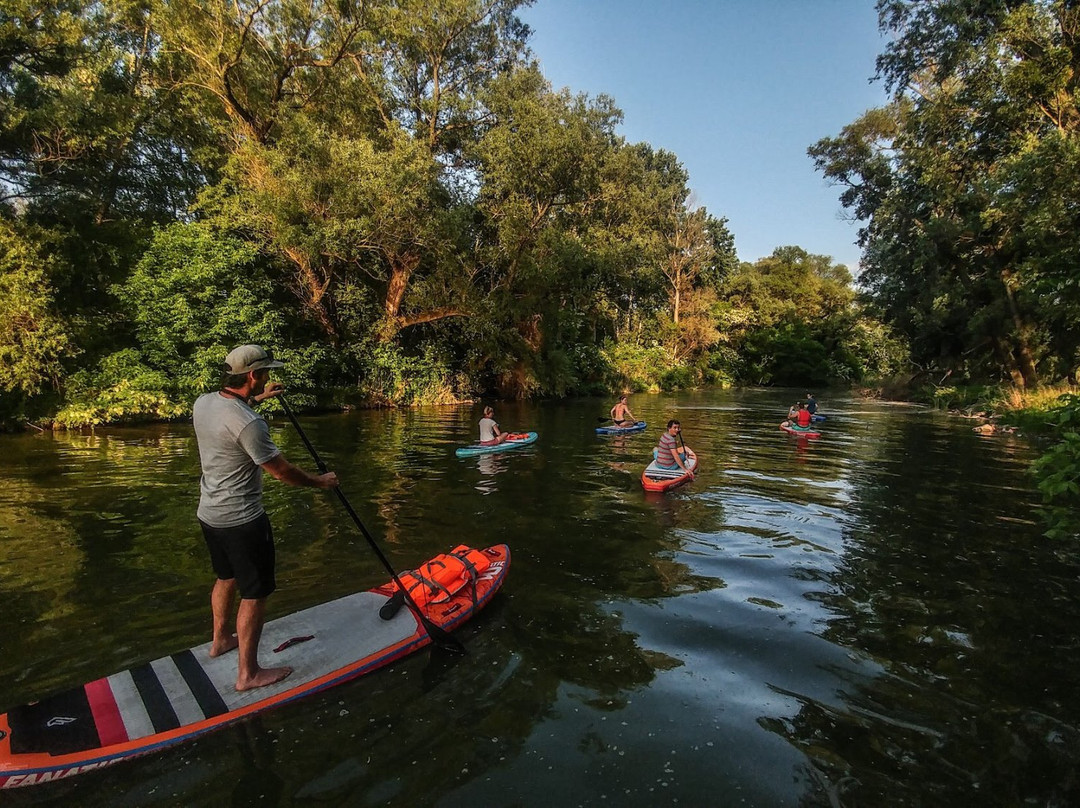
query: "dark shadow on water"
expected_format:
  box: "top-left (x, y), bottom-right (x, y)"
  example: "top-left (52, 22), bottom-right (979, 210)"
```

top-left (231, 719), bottom-right (285, 808)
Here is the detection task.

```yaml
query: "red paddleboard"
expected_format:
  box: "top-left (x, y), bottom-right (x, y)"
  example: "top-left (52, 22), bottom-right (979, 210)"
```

top-left (641, 448), bottom-right (699, 492)
top-left (780, 422), bottom-right (821, 439)
top-left (0, 544), bottom-right (509, 789)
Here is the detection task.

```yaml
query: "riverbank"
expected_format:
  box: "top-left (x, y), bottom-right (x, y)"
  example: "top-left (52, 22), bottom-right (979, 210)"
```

top-left (859, 379), bottom-right (1079, 540)
top-left (861, 379), bottom-right (1078, 435)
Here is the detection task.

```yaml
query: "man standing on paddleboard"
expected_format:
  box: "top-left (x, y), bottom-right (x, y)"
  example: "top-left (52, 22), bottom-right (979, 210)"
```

top-left (193, 344), bottom-right (339, 691)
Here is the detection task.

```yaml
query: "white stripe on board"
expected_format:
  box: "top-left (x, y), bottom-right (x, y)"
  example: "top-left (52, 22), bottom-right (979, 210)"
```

top-left (106, 669), bottom-right (155, 741)
top-left (150, 656), bottom-right (205, 727)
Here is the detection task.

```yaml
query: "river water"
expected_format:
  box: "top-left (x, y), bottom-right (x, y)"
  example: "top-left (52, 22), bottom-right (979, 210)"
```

top-left (1, 389), bottom-right (1077, 806)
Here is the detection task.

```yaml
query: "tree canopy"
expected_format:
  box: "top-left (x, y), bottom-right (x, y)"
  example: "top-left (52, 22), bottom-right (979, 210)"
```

top-left (0, 0), bottom-right (904, 428)
top-left (811, 0), bottom-right (1080, 388)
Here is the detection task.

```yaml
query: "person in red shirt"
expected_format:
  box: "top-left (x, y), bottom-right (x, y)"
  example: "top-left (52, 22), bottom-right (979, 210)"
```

top-left (781, 402), bottom-right (814, 431)
top-left (795, 402), bottom-right (812, 428)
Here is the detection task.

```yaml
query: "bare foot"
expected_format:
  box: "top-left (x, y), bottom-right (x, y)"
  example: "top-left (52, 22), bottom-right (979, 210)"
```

top-left (235, 666), bottom-right (292, 692)
top-left (209, 634), bottom-right (239, 657)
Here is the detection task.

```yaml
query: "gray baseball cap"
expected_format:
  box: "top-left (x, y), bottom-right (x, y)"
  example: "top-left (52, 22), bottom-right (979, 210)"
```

top-left (223, 344), bottom-right (284, 374)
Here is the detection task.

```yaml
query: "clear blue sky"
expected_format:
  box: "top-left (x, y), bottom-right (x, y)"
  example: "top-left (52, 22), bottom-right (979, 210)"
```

top-left (519, 1), bottom-right (891, 271)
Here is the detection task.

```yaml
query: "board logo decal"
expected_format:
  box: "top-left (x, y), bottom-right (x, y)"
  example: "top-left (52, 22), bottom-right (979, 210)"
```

top-left (46, 717), bottom-right (76, 727)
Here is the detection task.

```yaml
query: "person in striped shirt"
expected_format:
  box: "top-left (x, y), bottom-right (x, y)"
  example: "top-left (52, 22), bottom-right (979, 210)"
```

top-left (655, 420), bottom-right (694, 477)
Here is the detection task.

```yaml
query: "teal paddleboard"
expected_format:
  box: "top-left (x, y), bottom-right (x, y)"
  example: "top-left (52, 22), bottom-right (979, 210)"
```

top-left (455, 431), bottom-right (538, 457)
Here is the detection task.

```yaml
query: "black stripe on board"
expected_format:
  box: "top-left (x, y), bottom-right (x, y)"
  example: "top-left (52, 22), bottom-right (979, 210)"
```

top-left (172, 650), bottom-right (229, 719)
top-left (130, 663), bottom-right (181, 732)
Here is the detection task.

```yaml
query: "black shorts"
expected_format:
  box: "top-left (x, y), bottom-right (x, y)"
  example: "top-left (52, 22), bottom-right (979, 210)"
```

top-left (199, 513), bottom-right (276, 599)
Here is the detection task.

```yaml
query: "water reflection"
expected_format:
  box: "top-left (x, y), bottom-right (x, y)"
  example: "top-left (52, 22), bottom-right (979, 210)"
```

top-left (230, 720), bottom-right (285, 807)
top-left (747, 402), bottom-right (1075, 806)
top-left (474, 452), bottom-right (509, 493)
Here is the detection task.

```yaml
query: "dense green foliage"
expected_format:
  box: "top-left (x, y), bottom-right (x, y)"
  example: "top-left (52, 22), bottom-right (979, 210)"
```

top-left (4, 1), bottom-right (1076, 532)
top-left (0, 0), bottom-right (903, 431)
top-left (712, 246), bottom-right (909, 386)
top-left (811, 0), bottom-right (1080, 538)
top-left (1031, 395), bottom-right (1080, 540)
top-left (811, 0), bottom-right (1080, 390)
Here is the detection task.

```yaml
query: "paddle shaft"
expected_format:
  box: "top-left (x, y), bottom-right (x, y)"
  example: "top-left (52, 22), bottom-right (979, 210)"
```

top-left (678, 431), bottom-right (693, 475)
top-left (278, 395), bottom-right (466, 654)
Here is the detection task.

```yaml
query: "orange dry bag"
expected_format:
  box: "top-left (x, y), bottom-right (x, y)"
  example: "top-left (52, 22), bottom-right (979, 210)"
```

top-left (379, 546), bottom-right (492, 619)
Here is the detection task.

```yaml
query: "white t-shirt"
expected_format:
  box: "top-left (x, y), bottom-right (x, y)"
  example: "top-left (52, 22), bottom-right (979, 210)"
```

top-left (479, 417), bottom-right (499, 442)
top-left (193, 392), bottom-right (281, 528)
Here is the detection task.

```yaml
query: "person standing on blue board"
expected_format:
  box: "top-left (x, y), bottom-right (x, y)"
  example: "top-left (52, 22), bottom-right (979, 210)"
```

top-left (610, 394), bottom-right (637, 427)
top-left (479, 405), bottom-right (507, 446)
top-left (805, 393), bottom-right (818, 415)
top-left (193, 344), bottom-right (339, 692)
top-left (655, 420), bottom-right (694, 478)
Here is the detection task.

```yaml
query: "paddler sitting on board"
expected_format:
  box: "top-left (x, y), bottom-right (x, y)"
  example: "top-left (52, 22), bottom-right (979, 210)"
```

top-left (806, 393), bottom-right (818, 416)
top-left (479, 405), bottom-right (507, 445)
top-left (193, 344), bottom-right (339, 692)
top-left (782, 402), bottom-right (813, 430)
top-left (655, 419), bottom-right (694, 478)
top-left (610, 394), bottom-right (637, 427)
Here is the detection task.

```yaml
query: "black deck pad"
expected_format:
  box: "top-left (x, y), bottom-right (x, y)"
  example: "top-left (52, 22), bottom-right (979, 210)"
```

top-left (8, 685), bottom-right (101, 756)
top-left (172, 650), bottom-right (229, 719)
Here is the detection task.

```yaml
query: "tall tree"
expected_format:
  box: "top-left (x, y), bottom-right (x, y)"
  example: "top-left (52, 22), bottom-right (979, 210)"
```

top-left (661, 202), bottom-right (712, 326)
top-left (812, 0), bottom-right (1080, 386)
top-left (2, 0), bottom-right (209, 220)
top-left (167, 0), bottom-right (531, 343)
top-left (469, 65), bottom-right (625, 393)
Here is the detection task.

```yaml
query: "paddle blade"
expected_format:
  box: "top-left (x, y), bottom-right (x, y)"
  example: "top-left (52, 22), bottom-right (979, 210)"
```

top-left (425, 621), bottom-right (467, 654)
top-left (381, 587), bottom-right (465, 652)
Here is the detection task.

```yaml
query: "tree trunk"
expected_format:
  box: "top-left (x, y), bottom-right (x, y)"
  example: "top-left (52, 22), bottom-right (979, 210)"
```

top-left (284, 248), bottom-right (336, 340)
top-left (384, 252), bottom-right (421, 322)
top-left (991, 336), bottom-right (1025, 387)
top-left (1000, 269), bottom-right (1038, 388)
top-left (397, 307), bottom-right (468, 329)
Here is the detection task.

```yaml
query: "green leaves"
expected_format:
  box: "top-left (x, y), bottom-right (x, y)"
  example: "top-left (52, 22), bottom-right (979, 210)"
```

top-left (0, 221), bottom-right (74, 396)
top-left (0, 0), bottom-right (911, 423)
top-left (1032, 395), bottom-right (1080, 540)
top-left (116, 221), bottom-right (287, 397)
top-left (814, 1), bottom-right (1080, 388)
